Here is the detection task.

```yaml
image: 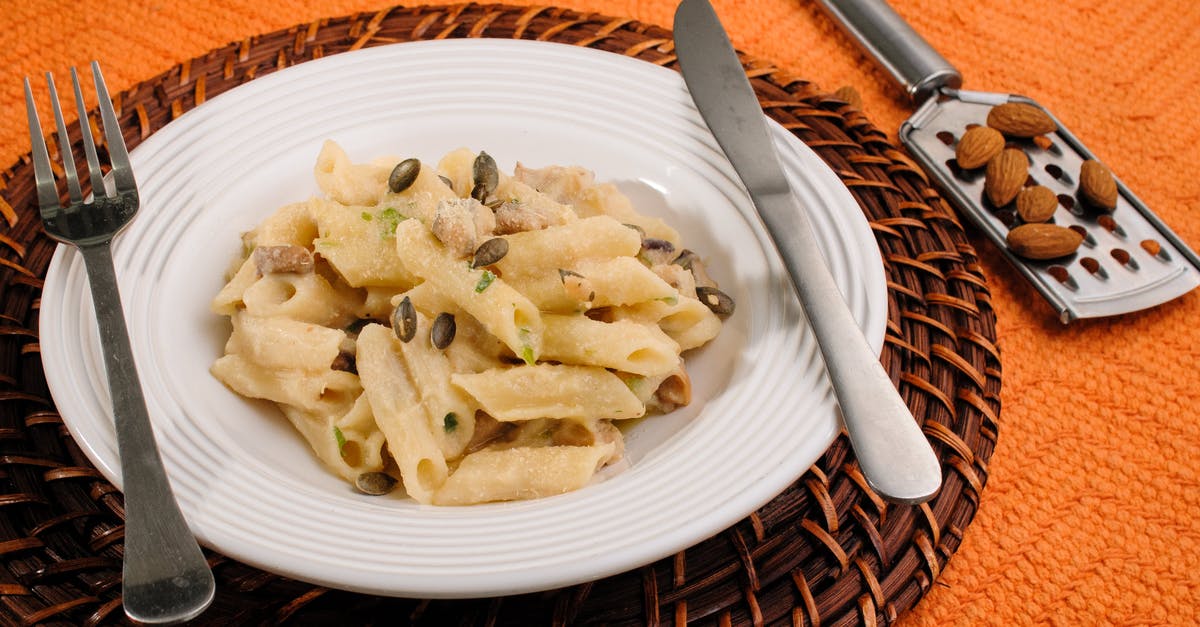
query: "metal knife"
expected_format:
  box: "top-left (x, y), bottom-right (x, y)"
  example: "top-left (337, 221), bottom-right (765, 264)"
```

top-left (673, 0), bottom-right (941, 503)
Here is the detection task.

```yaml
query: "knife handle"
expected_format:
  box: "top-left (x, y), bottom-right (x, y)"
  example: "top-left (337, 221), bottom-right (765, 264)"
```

top-left (815, 0), bottom-right (961, 104)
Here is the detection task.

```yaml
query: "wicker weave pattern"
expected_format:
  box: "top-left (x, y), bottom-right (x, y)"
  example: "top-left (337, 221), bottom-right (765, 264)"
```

top-left (0, 4), bottom-right (999, 625)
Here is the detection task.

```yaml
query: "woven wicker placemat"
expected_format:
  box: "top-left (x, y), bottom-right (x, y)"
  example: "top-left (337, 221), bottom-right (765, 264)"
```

top-left (0, 4), bottom-right (1000, 625)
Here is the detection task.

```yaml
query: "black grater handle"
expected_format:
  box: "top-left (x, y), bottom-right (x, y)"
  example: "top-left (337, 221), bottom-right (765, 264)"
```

top-left (816, 0), bottom-right (962, 105)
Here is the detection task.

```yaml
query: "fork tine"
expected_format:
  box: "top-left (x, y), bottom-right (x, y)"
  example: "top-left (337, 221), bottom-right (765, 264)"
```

top-left (46, 72), bottom-right (83, 204)
top-left (71, 67), bottom-right (107, 199)
top-left (24, 78), bottom-right (61, 213)
top-left (90, 62), bottom-right (136, 193)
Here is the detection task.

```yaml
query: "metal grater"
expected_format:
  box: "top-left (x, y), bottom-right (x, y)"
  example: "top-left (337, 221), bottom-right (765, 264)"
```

top-left (817, 0), bottom-right (1200, 322)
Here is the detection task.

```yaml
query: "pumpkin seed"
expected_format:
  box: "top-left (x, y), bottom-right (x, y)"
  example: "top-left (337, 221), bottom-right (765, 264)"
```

top-left (392, 296), bottom-right (417, 342)
top-left (355, 471), bottom-right (397, 496)
top-left (472, 237), bottom-right (509, 268)
top-left (622, 223), bottom-right (646, 237)
top-left (438, 174), bottom-right (454, 189)
top-left (471, 151), bottom-right (498, 201)
top-left (388, 158), bottom-right (421, 193)
top-left (431, 312), bottom-right (456, 349)
top-left (695, 286), bottom-right (735, 316)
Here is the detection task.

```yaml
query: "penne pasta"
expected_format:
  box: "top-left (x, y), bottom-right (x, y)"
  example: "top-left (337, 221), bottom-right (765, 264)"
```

top-left (355, 323), bottom-right (448, 503)
top-left (451, 363), bottom-right (644, 422)
top-left (211, 142), bottom-right (730, 505)
top-left (432, 443), bottom-right (616, 506)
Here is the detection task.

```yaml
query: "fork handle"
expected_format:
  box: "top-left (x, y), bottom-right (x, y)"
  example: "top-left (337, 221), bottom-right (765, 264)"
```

top-left (79, 244), bottom-right (214, 625)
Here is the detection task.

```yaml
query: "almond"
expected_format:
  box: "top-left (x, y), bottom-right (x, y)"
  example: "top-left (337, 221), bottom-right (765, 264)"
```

top-left (1015, 185), bottom-right (1058, 223)
top-left (984, 148), bottom-right (1028, 206)
top-left (955, 126), bottom-right (1005, 169)
top-left (987, 102), bottom-right (1057, 137)
top-left (1006, 223), bottom-right (1084, 260)
top-left (1079, 159), bottom-right (1118, 211)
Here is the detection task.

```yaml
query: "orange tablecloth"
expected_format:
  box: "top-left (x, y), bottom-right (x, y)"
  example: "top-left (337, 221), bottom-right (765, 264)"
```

top-left (2, 1), bottom-right (1198, 624)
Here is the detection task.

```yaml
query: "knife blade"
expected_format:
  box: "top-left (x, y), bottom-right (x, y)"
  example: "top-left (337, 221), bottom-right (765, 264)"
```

top-left (673, 0), bottom-right (941, 503)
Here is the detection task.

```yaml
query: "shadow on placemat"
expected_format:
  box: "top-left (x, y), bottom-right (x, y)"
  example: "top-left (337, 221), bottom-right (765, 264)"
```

top-left (0, 4), bottom-right (999, 625)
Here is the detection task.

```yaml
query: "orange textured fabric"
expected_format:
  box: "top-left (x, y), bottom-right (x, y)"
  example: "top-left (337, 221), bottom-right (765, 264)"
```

top-left (2, 1), bottom-right (1198, 624)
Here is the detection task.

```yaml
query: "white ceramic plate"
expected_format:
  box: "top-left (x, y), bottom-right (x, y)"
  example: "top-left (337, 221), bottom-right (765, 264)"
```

top-left (40, 39), bottom-right (886, 598)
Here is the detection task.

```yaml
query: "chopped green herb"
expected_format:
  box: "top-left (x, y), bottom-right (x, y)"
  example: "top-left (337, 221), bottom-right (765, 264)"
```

top-left (443, 412), bottom-right (459, 433)
top-left (378, 207), bottom-right (406, 237)
top-left (360, 211), bottom-right (373, 221)
top-left (517, 327), bottom-right (535, 364)
top-left (475, 269), bottom-right (496, 293)
top-left (333, 426), bottom-right (347, 455)
top-left (314, 239), bottom-right (337, 248)
top-left (622, 375), bottom-right (644, 391)
top-left (658, 295), bottom-right (679, 306)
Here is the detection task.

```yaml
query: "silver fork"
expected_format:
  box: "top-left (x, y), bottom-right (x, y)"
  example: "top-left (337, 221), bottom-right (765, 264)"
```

top-left (25, 62), bottom-right (215, 625)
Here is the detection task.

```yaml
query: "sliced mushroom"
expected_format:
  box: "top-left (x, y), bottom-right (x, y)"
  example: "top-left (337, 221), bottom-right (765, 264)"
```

top-left (331, 351), bottom-right (357, 374)
top-left (674, 249), bottom-right (717, 289)
top-left (494, 200), bottom-right (551, 234)
top-left (512, 162), bottom-right (595, 203)
top-left (650, 368), bottom-right (692, 412)
top-left (332, 335), bottom-right (357, 373)
top-left (253, 245), bottom-right (314, 275)
top-left (549, 419), bottom-right (596, 447)
top-left (652, 263), bottom-right (695, 295)
top-left (464, 412), bottom-right (519, 455)
top-left (431, 198), bottom-right (496, 257)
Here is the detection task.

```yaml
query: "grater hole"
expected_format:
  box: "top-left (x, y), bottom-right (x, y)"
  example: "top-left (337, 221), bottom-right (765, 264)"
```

top-left (1068, 225), bottom-right (1096, 247)
top-left (1045, 163), bottom-right (1074, 185)
top-left (936, 131), bottom-right (955, 145)
top-left (1140, 239), bottom-right (1168, 260)
top-left (946, 158), bottom-right (980, 183)
top-left (1097, 215), bottom-right (1125, 237)
top-left (1111, 248), bottom-right (1138, 269)
top-left (1080, 256), bottom-right (1106, 278)
top-left (1059, 194), bottom-right (1083, 216)
top-left (1047, 265), bottom-right (1077, 289)
top-left (995, 208), bottom-right (1018, 227)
